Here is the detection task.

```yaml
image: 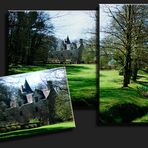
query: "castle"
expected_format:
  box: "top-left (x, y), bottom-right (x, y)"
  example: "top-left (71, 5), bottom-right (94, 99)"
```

top-left (5, 79), bottom-right (57, 126)
top-left (48, 36), bottom-right (84, 64)
top-left (10, 79), bottom-right (50, 107)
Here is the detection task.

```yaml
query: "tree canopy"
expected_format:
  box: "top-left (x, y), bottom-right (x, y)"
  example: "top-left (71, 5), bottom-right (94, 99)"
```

top-left (100, 4), bottom-right (148, 87)
top-left (8, 11), bottom-right (56, 65)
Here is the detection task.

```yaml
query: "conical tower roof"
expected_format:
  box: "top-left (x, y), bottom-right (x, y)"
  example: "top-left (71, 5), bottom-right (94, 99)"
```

top-left (66, 36), bottom-right (71, 44)
top-left (24, 79), bottom-right (33, 93)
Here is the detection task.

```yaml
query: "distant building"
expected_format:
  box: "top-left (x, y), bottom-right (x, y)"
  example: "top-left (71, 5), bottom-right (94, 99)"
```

top-left (48, 37), bottom-right (84, 64)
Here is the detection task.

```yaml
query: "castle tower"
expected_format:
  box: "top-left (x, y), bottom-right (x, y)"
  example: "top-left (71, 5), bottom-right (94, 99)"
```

top-left (66, 36), bottom-right (71, 44)
top-left (64, 36), bottom-right (71, 50)
top-left (77, 39), bottom-right (84, 64)
top-left (79, 39), bottom-right (83, 45)
top-left (20, 79), bottom-right (33, 104)
top-left (24, 79), bottom-right (33, 93)
top-left (47, 81), bottom-right (57, 124)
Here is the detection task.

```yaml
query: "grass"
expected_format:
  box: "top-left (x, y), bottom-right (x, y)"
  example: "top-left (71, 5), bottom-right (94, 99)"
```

top-left (0, 121), bottom-right (75, 140)
top-left (100, 70), bottom-right (148, 124)
top-left (8, 64), bottom-right (96, 107)
top-left (133, 113), bottom-right (148, 123)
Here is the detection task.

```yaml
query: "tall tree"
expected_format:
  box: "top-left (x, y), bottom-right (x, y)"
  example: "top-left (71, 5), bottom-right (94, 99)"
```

top-left (8, 11), bottom-right (55, 65)
top-left (131, 5), bottom-right (148, 81)
top-left (101, 4), bottom-right (148, 87)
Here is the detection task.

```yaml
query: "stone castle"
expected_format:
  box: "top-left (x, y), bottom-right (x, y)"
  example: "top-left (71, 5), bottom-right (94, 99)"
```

top-left (5, 79), bottom-right (57, 126)
top-left (48, 36), bottom-right (84, 64)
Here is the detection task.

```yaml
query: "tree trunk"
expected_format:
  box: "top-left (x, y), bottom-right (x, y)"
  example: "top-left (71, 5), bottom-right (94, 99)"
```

top-left (132, 62), bottom-right (138, 81)
top-left (123, 5), bottom-right (133, 87)
top-left (123, 61), bottom-right (129, 87)
top-left (127, 56), bottom-right (132, 84)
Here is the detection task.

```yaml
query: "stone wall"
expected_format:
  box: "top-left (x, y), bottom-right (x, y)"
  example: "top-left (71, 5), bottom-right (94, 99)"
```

top-left (2, 97), bottom-right (50, 127)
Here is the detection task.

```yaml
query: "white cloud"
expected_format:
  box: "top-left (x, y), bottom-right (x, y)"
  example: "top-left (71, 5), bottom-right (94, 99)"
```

top-left (47, 10), bottom-right (96, 41)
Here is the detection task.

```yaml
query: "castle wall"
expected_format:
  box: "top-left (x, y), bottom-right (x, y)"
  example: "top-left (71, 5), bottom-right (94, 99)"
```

top-left (3, 98), bottom-right (50, 126)
top-left (48, 47), bottom-right (81, 63)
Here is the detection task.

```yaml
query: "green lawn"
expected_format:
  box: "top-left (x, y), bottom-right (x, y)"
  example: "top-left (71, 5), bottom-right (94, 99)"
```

top-left (100, 70), bottom-right (148, 124)
top-left (0, 121), bottom-right (75, 140)
top-left (8, 64), bottom-right (96, 107)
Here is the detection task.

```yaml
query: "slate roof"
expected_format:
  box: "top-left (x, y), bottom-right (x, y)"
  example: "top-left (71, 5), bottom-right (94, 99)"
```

top-left (23, 79), bottom-right (33, 93)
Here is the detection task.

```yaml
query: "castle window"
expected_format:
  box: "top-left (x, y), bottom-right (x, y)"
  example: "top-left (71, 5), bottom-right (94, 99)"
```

top-left (35, 107), bottom-right (38, 112)
top-left (18, 102), bottom-right (22, 107)
top-left (20, 111), bottom-right (23, 116)
top-left (35, 97), bottom-right (38, 102)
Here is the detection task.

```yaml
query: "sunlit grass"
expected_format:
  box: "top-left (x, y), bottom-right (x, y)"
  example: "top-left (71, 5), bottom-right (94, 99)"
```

top-left (133, 113), bottom-right (148, 123)
top-left (0, 121), bottom-right (75, 140)
top-left (100, 70), bottom-right (148, 123)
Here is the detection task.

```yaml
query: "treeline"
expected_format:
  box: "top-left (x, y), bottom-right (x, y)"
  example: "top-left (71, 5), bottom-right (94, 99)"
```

top-left (100, 4), bottom-right (148, 87)
top-left (8, 11), bottom-right (57, 65)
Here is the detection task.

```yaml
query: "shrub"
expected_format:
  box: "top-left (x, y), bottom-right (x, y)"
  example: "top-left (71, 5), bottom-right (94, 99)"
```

top-left (55, 91), bottom-right (73, 122)
top-left (137, 86), bottom-right (148, 98)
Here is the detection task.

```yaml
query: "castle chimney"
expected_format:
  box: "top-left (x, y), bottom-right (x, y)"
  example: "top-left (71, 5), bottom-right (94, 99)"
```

top-left (79, 39), bottom-right (83, 45)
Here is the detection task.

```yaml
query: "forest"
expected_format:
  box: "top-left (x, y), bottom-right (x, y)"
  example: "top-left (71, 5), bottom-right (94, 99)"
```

top-left (8, 11), bottom-right (56, 65)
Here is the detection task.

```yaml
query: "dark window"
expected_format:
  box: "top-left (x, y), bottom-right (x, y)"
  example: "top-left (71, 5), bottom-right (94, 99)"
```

top-left (35, 97), bottom-right (38, 102)
top-left (35, 107), bottom-right (38, 112)
top-left (18, 101), bottom-right (22, 107)
top-left (20, 111), bottom-right (23, 116)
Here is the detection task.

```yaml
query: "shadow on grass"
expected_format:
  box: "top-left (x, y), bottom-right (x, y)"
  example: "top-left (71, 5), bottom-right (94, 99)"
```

top-left (69, 77), bottom-right (96, 87)
top-left (65, 65), bottom-right (91, 74)
top-left (99, 103), bottom-right (148, 125)
top-left (8, 64), bottom-right (91, 75)
top-left (8, 64), bottom-right (62, 75)
top-left (135, 74), bottom-right (148, 86)
top-left (69, 77), bottom-right (96, 108)
top-left (136, 81), bottom-right (148, 86)
top-left (100, 87), bottom-right (139, 99)
top-left (99, 73), bottom-right (107, 77)
top-left (99, 87), bottom-right (148, 125)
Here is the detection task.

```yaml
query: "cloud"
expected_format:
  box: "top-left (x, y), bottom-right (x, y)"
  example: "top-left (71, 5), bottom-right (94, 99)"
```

top-left (47, 11), bottom-right (96, 41)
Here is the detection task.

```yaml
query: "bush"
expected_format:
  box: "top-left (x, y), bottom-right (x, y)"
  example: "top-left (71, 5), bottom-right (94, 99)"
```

top-left (0, 127), bottom-right (7, 132)
top-left (55, 91), bottom-right (73, 122)
top-left (137, 86), bottom-right (148, 98)
top-left (6, 126), bottom-right (11, 132)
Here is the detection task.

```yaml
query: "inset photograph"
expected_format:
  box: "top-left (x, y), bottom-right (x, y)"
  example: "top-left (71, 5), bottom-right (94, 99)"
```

top-left (99, 4), bottom-right (148, 124)
top-left (0, 67), bottom-right (75, 140)
top-left (7, 10), bottom-right (96, 108)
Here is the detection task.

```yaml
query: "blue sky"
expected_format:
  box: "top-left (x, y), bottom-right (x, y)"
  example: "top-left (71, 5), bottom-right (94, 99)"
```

top-left (100, 4), bottom-right (125, 40)
top-left (46, 11), bottom-right (96, 41)
top-left (100, 4), bottom-right (112, 40)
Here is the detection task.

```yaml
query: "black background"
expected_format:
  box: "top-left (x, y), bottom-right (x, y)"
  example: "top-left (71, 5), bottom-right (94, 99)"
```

top-left (0, 0), bottom-right (148, 147)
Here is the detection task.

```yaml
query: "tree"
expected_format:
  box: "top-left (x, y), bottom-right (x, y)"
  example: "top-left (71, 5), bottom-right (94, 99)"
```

top-left (100, 35), bottom-right (117, 69)
top-left (82, 37), bottom-right (96, 64)
top-left (101, 4), bottom-right (148, 87)
top-left (131, 5), bottom-right (148, 81)
top-left (8, 11), bottom-right (55, 65)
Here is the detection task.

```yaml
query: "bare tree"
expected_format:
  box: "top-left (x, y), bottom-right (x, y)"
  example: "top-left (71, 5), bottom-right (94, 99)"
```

top-left (100, 4), bottom-right (148, 87)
